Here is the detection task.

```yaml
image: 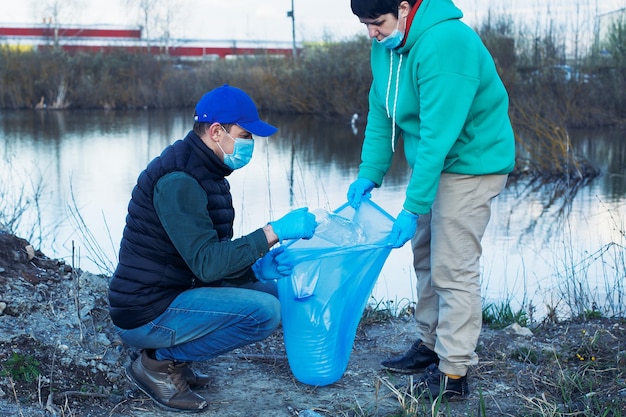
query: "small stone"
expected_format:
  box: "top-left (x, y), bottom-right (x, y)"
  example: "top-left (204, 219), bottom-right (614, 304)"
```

top-left (24, 245), bottom-right (36, 260)
top-left (0, 302), bottom-right (6, 315)
top-left (504, 322), bottom-right (534, 337)
top-left (299, 411), bottom-right (324, 417)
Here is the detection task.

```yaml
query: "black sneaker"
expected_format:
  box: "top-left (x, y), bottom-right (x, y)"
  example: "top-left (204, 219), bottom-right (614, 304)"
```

top-left (381, 339), bottom-right (439, 373)
top-left (413, 363), bottom-right (469, 401)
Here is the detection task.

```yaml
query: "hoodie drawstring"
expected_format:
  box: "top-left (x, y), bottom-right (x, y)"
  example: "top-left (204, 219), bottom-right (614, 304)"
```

top-left (384, 50), bottom-right (403, 152)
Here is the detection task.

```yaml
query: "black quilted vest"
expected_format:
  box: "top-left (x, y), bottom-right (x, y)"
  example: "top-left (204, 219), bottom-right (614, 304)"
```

top-left (108, 130), bottom-right (235, 329)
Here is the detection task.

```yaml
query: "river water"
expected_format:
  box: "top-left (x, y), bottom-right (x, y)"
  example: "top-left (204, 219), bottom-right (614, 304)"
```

top-left (1, 109), bottom-right (624, 319)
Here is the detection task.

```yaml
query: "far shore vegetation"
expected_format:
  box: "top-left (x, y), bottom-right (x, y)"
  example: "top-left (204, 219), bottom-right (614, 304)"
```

top-left (2, 13), bottom-right (626, 126)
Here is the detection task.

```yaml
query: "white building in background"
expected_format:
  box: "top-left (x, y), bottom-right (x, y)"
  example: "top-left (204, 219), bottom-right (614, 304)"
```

top-left (0, 23), bottom-right (299, 60)
top-left (596, 7), bottom-right (626, 50)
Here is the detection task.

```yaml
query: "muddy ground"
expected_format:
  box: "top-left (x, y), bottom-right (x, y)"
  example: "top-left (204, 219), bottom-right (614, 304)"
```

top-left (0, 232), bottom-right (625, 416)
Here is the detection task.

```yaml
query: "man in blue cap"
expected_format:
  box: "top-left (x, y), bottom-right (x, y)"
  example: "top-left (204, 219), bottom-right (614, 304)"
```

top-left (108, 84), bottom-right (317, 412)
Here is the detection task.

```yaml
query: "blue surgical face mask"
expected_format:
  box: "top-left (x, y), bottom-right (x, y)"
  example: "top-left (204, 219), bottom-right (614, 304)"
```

top-left (218, 128), bottom-right (254, 170)
top-left (377, 12), bottom-right (404, 49)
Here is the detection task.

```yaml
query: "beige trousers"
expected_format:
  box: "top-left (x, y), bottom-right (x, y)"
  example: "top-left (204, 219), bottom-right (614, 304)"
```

top-left (411, 173), bottom-right (508, 377)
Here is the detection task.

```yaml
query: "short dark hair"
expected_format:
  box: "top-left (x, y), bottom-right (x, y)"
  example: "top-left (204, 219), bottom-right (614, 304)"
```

top-left (193, 122), bottom-right (210, 136)
top-left (351, 0), bottom-right (418, 19)
top-left (192, 122), bottom-right (235, 137)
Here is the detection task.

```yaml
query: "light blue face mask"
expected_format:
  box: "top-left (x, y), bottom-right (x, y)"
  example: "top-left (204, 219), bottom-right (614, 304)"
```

top-left (377, 28), bottom-right (404, 49)
top-left (376, 11), bottom-right (405, 50)
top-left (218, 129), bottom-right (254, 170)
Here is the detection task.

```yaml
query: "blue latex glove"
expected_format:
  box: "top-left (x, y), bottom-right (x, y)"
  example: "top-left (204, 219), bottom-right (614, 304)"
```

top-left (387, 209), bottom-right (419, 248)
top-left (270, 207), bottom-right (317, 242)
top-left (252, 246), bottom-right (296, 282)
top-left (346, 178), bottom-right (376, 209)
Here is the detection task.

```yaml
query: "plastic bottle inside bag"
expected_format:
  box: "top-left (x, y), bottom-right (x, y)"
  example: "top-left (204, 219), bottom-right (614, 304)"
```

top-left (291, 262), bottom-right (321, 300)
top-left (312, 208), bottom-right (367, 246)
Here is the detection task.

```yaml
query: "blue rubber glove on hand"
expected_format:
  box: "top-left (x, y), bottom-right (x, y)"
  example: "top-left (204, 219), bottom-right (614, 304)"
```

top-left (347, 178), bottom-right (376, 209)
top-left (270, 207), bottom-right (317, 242)
top-left (252, 246), bottom-right (296, 282)
top-left (387, 209), bottom-right (419, 248)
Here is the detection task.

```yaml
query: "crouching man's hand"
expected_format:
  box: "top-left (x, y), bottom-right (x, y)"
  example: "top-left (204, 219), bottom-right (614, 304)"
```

top-left (252, 246), bottom-right (296, 282)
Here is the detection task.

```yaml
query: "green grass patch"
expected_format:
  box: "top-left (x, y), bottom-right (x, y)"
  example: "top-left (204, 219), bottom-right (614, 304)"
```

top-left (1, 352), bottom-right (40, 383)
top-left (482, 301), bottom-right (529, 328)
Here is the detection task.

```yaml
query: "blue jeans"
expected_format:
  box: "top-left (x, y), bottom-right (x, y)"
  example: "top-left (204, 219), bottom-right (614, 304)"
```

top-left (115, 282), bottom-right (280, 363)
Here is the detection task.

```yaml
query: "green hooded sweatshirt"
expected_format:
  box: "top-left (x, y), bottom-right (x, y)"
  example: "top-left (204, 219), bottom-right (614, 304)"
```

top-left (358, 0), bottom-right (515, 215)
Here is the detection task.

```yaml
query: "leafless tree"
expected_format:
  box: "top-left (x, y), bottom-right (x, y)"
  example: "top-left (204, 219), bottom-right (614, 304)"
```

top-left (36, 0), bottom-right (85, 47)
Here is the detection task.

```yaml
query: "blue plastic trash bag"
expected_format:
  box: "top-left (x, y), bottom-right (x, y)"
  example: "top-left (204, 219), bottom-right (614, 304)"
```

top-left (277, 198), bottom-right (394, 386)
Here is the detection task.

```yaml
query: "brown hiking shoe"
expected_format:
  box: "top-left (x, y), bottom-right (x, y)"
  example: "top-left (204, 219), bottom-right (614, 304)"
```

top-left (126, 350), bottom-right (208, 412)
top-left (137, 350), bottom-right (210, 389)
top-left (182, 364), bottom-right (211, 388)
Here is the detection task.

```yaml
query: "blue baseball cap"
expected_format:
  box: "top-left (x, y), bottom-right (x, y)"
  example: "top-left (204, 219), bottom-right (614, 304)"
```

top-left (194, 84), bottom-right (278, 137)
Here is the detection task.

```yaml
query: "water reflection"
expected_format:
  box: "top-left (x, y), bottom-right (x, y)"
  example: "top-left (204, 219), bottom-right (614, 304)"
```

top-left (0, 109), bottom-right (624, 319)
top-left (570, 128), bottom-right (626, 199)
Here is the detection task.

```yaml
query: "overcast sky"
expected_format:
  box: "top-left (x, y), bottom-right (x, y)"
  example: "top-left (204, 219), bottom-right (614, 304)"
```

top-left (1, 0), bottom-right (625, 44)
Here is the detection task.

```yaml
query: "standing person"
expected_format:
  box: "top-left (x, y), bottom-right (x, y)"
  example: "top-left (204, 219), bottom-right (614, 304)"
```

top-left (108, 84), bottom-right (317, 412)
top-left (347, 0), bottom-right (515, 400)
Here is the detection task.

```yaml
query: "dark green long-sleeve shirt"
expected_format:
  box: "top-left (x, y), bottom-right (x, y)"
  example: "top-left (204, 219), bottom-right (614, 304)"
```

top-left (153, 171), bottom-right (269, 284)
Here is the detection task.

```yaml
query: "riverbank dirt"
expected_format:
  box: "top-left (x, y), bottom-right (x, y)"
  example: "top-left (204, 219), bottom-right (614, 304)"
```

top-left (1, 232), bottom-right (625, 416)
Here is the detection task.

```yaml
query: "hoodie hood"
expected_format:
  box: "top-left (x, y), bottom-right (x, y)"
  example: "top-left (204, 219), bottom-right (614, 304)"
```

top-left (397, 0), bottom-right (463, 55)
